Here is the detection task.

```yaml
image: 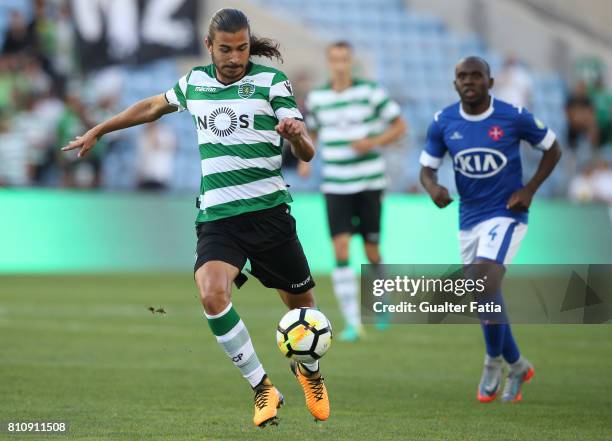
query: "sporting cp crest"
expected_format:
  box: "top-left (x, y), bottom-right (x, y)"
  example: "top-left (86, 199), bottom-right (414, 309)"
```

top-left (238, 82), bottom-right (256, 99)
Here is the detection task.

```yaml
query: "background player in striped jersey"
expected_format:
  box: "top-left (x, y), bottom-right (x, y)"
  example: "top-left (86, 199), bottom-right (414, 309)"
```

top-left (302, 41), bottom-right (407, 341)
top-left (419, 56), bottom-right (561, 403)
top-left (62, 8), bottom-right (330, 428)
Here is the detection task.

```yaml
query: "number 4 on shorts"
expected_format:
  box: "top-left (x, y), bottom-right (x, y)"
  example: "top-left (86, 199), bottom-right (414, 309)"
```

top-left (488, 224), bottom-right (500, 241)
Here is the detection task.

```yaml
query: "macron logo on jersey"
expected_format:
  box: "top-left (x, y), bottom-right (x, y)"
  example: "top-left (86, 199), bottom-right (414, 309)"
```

top-left (454, 148), bottom-right (508, 178)
top-left (195, 86), bottom-right (217, 93)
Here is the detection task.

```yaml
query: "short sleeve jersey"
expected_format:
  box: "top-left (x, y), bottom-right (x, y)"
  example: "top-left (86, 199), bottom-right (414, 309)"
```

top-left (419, 97), bottom-right (556, 229)
top-left (166, 62), bottom-right (302, 223)
top-left (305, 79), bottom-right (401, 194)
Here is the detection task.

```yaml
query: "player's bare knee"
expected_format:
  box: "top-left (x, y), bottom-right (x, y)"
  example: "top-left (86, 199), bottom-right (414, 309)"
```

top-left (196, 277), bottom-right (230, 315)
top-left (200, 287), bottom-right (230, 315)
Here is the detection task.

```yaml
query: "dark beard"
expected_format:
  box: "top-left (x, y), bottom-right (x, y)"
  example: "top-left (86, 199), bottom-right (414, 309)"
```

top-left (211, 53), bottom-right (246, 84)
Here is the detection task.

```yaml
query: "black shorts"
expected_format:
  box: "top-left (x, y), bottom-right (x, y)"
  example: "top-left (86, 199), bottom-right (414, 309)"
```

top-left (194, 204), bottom-right (315, 294)
top-left (325, 190), bottom-right (383, 243)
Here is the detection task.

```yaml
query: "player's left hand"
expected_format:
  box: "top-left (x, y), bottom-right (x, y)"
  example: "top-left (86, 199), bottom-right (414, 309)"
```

top-left (351, 137), bottom-right (377, 154)
top-left (276, 118), bottom-right (305, 143)
top-left (506, 187), bottom-right (534, 212)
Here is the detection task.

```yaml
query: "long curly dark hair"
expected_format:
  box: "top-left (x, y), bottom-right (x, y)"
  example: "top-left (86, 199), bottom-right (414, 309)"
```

top-left (208, 8), bottom-right (283, 62)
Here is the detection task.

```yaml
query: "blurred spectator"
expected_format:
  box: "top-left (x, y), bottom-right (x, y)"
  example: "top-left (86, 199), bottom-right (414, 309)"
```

top-left (0, 115), bottom-right (30, 186)
top-left (92, 92), bottom-right (124, 150)
top-left (0, 56), bottom-right (16, 111)
top-left (574, 56), bottom-right (606, 90)
top-left (29, 90), bottom-right (64, 185)
top-left (55, 93), bottom-right (101, 188)
top-left (565, 81), bottom-right (599, 150)
top-left (136, 121), bottom-right (177, 191)
top-left (22, 56), bottom-right (52, 96)
top-left (31, 0), bottom-right (55, 61)
top-left (90, 79), bottom-right (129, 188)
top-left (1, 10), bottom-right (34, 56)
top-left (589, 76), bottom-right (612, 147)
top-left (494, 54), bottom-right (534, 108)
top-left (0, 56), bottom-right (52, 115)
top-left (53, 2), bottom-right (78, 82)
top-left (568, 158), bottom-right (612, 203)
top-left (2, 1), bottom-right (74, 97)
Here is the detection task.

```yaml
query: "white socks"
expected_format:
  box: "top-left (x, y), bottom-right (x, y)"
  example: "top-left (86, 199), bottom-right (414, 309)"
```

top-left (205, 303), bottom-right (266, 388)
top-left (332, 266), bottom-right (361, 328)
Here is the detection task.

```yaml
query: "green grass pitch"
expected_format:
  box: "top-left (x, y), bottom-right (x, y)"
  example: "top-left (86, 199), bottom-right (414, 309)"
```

top-left (1, 274), bottom-right (611, 440)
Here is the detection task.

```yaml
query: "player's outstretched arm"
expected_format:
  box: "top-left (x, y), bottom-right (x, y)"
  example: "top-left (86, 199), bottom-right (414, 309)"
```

top-left (507, 141), bottom-right (562, 211)
top-left (420, 166), bottom-right (453, 208)
top-left (61, 94), bottom-right (177, 158)
top-left (276, 118), bottom-right (316, 162)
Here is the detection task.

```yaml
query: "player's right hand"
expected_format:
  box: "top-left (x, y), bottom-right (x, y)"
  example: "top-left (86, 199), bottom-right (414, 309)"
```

top-left (429, 185), bottom-right (453, 208)
top-left (61, 129), bottom-right (100, 158)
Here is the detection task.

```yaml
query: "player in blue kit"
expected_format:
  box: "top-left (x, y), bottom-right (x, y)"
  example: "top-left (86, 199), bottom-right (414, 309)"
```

top-left (419, 57), bottom-right (562, 403)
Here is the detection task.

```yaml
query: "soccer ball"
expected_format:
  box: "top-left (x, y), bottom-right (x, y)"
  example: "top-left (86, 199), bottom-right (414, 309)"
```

top-left (276, 308), bottom-right (333, 363)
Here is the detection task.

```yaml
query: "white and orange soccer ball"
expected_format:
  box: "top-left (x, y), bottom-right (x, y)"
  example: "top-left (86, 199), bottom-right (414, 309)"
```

top-left (276, 308), bottom-right (333, 363)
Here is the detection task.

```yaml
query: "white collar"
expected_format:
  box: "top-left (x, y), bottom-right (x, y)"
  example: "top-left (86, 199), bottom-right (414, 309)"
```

top-left (459, 96), bottom-right (495, 121)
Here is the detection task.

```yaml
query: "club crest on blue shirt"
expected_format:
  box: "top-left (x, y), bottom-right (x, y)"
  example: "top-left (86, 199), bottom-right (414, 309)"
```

top-left (488, 125), bottom-right (504, 141)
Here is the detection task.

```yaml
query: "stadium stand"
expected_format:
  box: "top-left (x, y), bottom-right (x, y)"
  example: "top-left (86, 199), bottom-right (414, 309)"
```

top-left (252, 0), bottom-right (567, 194)
top-left (1, 0), bottom-right (603, 197)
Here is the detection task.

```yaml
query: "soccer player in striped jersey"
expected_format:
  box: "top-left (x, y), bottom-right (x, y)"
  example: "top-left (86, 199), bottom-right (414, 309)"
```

top-left (302, 41), bottom-right (407, 341)
top-left (419, 57), bottom-right (561, 403)
top-left (62, 8), bottom-right (330, 427)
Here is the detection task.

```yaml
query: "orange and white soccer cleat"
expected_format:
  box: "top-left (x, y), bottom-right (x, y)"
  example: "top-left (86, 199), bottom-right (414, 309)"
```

top-left (291, 361), bottom-right (330, 421)
top-left (253, 383), bottom-right (284, 427)
top-left (501, 364), bottom-right (535, 403)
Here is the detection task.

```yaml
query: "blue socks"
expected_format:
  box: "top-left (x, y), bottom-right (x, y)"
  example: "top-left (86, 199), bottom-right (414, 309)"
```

top-left (479, 290), bottom-right (520, 363)
top-left (481, 323), bottom-right (505, 358)
top-left (501, 323), bottom-right (520, 364)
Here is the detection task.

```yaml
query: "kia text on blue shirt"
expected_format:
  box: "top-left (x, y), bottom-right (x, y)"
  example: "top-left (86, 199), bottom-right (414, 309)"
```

top-left (419, 97), bottom-right (556, 229)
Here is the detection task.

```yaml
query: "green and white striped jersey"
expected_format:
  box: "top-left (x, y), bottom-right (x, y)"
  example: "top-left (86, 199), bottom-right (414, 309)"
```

top-left (165, 62), bottom-right (302, 222)
top-left (305, 79), bottom-right (401, 194)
